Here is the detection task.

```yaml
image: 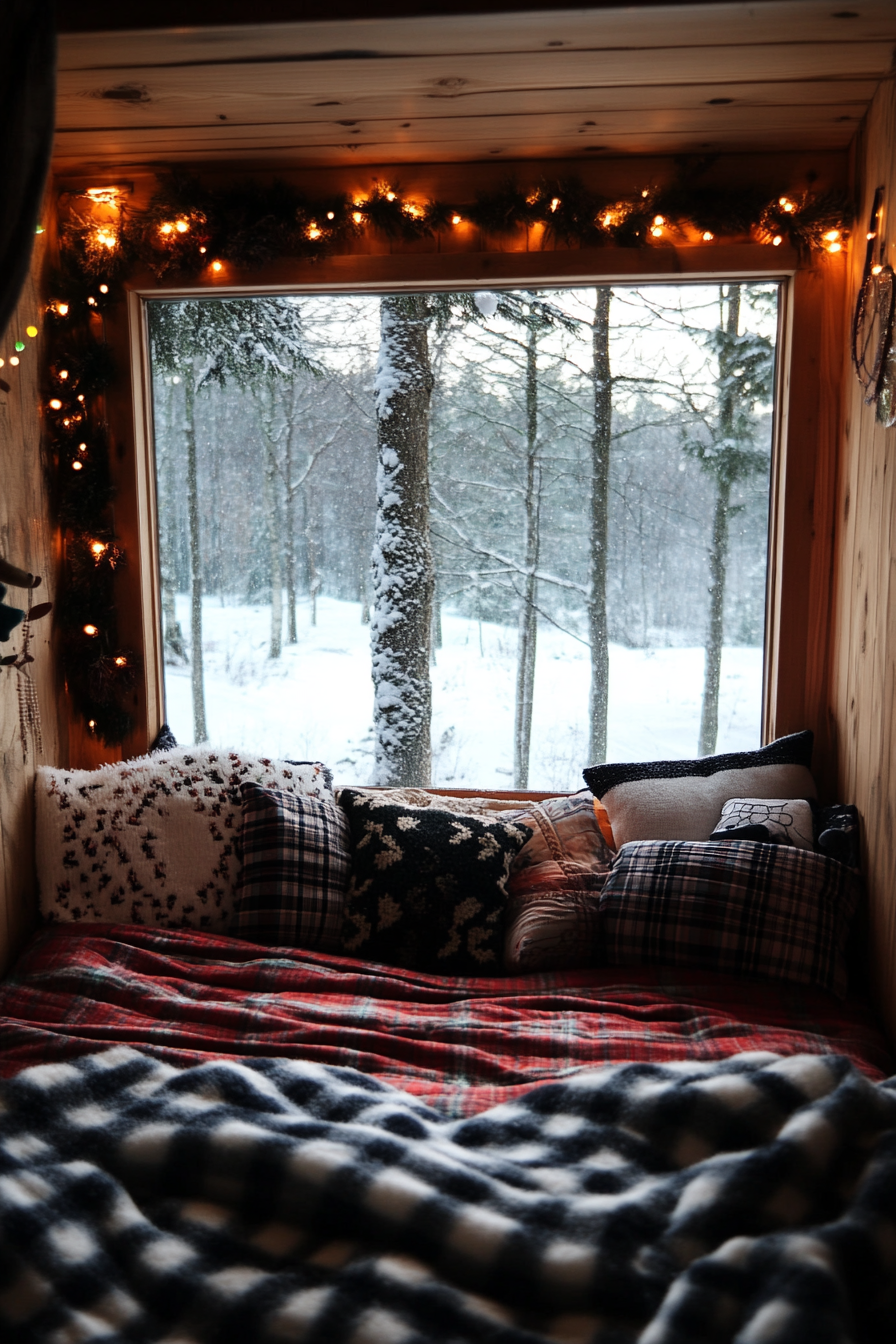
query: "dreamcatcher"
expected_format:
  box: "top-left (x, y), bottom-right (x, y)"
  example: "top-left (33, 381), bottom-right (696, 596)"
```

top-left (852, 186), bottom-right (896, 426)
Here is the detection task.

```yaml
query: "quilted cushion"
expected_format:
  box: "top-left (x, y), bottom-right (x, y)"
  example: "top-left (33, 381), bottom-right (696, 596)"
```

top-left (598, 839), bottom-right (861, 997)
top-left (339, 789), bottom-right (531, 975)
top-left (36, 747), bottom-right (333, 932)
top-left (230, 782), bottom-right (351, 950)
top-left (583, 731), bottom-right (816, 846)
top-left (503, 793), bottom-right (615, 973)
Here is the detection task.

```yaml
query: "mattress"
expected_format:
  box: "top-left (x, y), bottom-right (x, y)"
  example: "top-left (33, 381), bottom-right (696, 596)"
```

top-left (0, 923), bottom-right (890, 1115)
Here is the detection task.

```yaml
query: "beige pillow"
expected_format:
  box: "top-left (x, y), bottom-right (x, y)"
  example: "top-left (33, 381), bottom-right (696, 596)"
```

top-left (36, 747), bottom-right (333, 932)
top-left (583, 732), bottom-right (816, 846)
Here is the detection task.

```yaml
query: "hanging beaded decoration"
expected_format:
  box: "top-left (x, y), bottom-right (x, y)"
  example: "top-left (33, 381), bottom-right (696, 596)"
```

top-left (876, 343), bottom-right (896, 428)
top-left (1, 592), bottom-right (53, 764)
top-left (852, 186), bottom-right (895, 407)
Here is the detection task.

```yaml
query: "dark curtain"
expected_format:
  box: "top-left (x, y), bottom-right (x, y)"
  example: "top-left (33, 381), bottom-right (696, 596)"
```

top-left (0, 2), bottom-right (55, 341)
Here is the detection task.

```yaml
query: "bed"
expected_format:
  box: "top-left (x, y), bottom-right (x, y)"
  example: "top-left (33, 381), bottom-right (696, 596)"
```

top-left (1, 739), bottom-right (894, 1342)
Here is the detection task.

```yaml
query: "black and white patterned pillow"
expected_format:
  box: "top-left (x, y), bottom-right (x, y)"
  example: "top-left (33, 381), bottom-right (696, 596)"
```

top-left (598, 839), bottom-right (861, 997)
top-left (712, 797), bottom-right (815, 849)
top-left (339, 789), bottom-right (531, 975)
top-left (36, 748), bottom-right (333, 931)
top-left (231, 782), bottom-right (351, 950)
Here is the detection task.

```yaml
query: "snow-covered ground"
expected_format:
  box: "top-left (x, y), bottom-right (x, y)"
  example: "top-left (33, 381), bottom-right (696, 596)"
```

top-left (165, 594), bottom-right (763, 790)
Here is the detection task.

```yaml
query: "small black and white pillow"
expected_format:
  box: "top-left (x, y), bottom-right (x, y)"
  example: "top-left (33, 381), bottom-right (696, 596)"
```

top-left (231, 782), bottom-right (351, 950)
top-left (710, 797), bottom-right (815, 849)
top-left (339, 789), bottom-right (531, 976)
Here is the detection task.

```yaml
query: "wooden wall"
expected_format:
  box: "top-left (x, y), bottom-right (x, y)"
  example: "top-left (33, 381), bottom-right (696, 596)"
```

top-left (829, 78), bottom-right (896, 1039)
top-left (0, 235), bottom-right (65, 976)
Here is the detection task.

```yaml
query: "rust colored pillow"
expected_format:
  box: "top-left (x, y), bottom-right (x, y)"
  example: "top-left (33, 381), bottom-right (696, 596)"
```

top-left (504, 792), bottom-right (615, 973)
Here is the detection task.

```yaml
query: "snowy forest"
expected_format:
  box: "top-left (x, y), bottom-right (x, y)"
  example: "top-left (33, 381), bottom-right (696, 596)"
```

top-left (148, 282), bottom-right (778, 790)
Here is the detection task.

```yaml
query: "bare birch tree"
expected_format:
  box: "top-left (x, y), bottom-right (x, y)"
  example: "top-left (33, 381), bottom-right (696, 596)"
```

top-left (588, 286), bottom-right (612, 763)
top-left (157, 376), bottom-right (188, 667)
top-left (514, 314), bottom-right (541, 788)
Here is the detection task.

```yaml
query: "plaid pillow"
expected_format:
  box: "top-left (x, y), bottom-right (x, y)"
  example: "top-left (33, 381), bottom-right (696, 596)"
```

top-left (598, 839), bottom-right (861, 997)
top-left (231, 782), bottom-right (351, 950)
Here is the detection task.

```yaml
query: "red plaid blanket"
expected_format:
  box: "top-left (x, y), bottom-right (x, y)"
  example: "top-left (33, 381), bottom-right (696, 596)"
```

top-left (0, 924), bottom-right (890, 1115)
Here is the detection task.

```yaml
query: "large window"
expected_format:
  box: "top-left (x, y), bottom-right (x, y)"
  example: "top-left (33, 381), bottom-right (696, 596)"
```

top-left (147, 282), bottom-right (778, 789)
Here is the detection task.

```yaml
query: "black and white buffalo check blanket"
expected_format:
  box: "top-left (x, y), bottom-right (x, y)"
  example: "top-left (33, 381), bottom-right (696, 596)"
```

top-left (1, 1048), bottom-right (896, 1343)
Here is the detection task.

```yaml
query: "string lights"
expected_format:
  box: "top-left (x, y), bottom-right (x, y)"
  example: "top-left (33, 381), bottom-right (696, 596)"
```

top-left (45, 168), bottom-right (851, 743)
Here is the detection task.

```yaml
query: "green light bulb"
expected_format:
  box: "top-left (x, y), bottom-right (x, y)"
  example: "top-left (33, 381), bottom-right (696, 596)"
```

top-left (14, 341), bottom-right (25, 352)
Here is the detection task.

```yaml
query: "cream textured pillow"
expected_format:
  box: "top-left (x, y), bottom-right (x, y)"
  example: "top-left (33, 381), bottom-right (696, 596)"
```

top-left (36, 747), bottom-right (333, 931)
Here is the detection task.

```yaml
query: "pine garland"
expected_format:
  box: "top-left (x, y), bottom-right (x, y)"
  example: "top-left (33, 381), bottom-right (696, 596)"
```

top-left (50, 167), bottom-right (852, 744)
top-left (45, 291), bottom-right (138, 744)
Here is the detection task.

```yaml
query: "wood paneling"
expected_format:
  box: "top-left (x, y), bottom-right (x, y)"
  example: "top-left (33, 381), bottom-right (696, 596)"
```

top-left (764, 257), bottom-right (848, 788)
top-left (0, 236), bottom-right (66, 976)
top-left (828, 79), bottom-right (896, 1040)
top-left (54, 112), bottom-right (865, 172)
top-left (53, 2), bottom-right (896, 171)
top-left (56, 3), bottom-right (896, 66)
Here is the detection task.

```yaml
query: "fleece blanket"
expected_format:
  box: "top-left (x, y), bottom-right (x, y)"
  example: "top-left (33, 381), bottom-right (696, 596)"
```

top-left (2, 1050), bottom-right (896, 1343)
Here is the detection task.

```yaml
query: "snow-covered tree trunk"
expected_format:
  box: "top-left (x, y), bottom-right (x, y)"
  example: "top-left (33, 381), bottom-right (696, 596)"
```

top-left (284, 402), bottom-right (299, 645)
top-left (699, 284), bottom-right (741, 756)
top-left (699, 477), bottom-right (732, 755)
top-left (263, 437), bottom-right (283, 659)
top-left (371, 294), bottom-right (434, 786)
top-left (588, 286), bottom-right (612, 764)
top-left (432, 572), bottom-right (443, 651)
top-left (159, 379), bottom-right (187, 665)
top-left (305, 504), bottom-right (320, 628)
top-left (184, 373), bottom-right (207, 742)
top-left (513, 317), bottom-right (540, 790)
top-left (359, 561), bottom-right (369, 625)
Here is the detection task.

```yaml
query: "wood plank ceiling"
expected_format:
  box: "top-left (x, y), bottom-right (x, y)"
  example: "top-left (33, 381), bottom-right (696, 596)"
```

top-left (54, 2), bottom-right (896, 172)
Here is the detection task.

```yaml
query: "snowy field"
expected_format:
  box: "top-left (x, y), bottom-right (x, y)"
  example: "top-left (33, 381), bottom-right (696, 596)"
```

top-left (165, 594), bottom-right (763, 791)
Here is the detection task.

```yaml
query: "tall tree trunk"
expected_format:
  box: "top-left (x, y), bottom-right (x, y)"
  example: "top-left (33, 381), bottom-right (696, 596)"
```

top-left (371, 294), bottom-right (434, 786)
top-left (359, 561), bottom-right (370, 624)
top-left (699, 284), bottom-right (741, 756)
top-left (588, 285), bottom-right (612, 764)
top-left (263, 436), bottom-right (283, 659)
top-left (513, 315), bottom-right (540, 790)
top-left (184, 374), bottom-right (207, 742)
top-left (432, 571), bottom-right (442, 655)
top-left (305, 492), bottom-right (320, 628)
top-left (160, 380), bottom-right (187, 664)
top-left (699, 478), bottom-right (732, 755)
top-left (284, 402), bottom-right (298, 645)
